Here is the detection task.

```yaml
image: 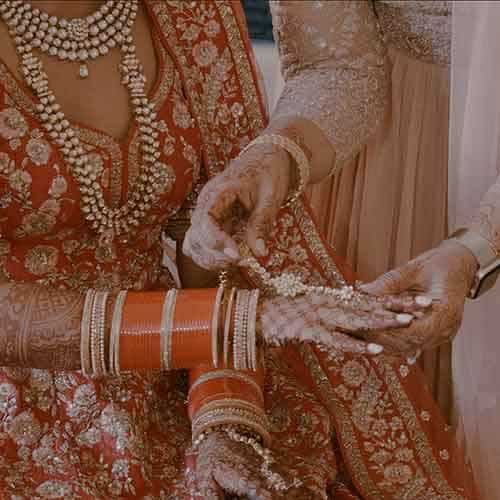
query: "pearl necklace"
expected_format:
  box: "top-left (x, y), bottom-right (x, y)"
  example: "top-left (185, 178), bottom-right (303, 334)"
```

top-left (1, 0), bottom-right (176, 244)
top-left (1, 0), bottom-right (135, 78)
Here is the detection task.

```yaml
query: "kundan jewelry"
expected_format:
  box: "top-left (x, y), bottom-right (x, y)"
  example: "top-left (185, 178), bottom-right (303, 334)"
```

top-left (0, 0), bottom-right (176, 246)
top-left (1, 0), bottom-right (137, 79)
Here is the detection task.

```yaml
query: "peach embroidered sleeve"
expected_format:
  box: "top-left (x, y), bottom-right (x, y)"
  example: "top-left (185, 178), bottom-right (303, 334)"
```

top-left (270, 0), bottom-right (389, 172)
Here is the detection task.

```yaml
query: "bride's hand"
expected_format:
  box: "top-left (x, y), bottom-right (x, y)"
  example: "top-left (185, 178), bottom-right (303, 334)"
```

top-left (259, 291), bottom-right (431, 356)
top-left (183, 142), bottom-right (291, 270)
top-left (358, 240), bottom-right (478, 356)
top-left (195, 430), bottom-right (285, 500)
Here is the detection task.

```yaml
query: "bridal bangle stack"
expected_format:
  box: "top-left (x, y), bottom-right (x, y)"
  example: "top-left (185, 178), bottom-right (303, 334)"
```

top-left (80, 286), bottom-right (260, 376)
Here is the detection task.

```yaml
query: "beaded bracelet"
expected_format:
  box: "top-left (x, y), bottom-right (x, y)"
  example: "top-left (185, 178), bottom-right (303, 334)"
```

top-left (91, 291), bottom-right (109, 376)
top-left (241, 134), bottom-right (311, 207)
top-left (192, 423), bottom-right (301, 492)
top-left (81, 289), bottom-right (96, 376)
top-left (233, 290), bottom-right (251, 370)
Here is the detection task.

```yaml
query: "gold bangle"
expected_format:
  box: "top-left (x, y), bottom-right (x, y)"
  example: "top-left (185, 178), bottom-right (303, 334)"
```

top-left (160, 289), bottom-right (177, 371)
top-left (211, 286), bottom-right (224, 368)
top-left (241, 134), bottom-right (311, 207)
top-left (223, 288), bottom-right (236, 366)
top-left (109, 290), bottom-right (127, 376)
top-left (81, 289), bottom-right (96, 376)
top-left (247, 290), bottom-right (260, 371)
top-left (191, 398), bottom-right (270, 446)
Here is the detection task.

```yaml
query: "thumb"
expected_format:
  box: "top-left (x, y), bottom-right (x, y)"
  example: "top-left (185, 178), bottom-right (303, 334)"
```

top-left (360, 266), bottom-right (415, 296)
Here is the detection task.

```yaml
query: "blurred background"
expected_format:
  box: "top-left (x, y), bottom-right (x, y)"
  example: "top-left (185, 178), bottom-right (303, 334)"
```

top-left (242, 0), bottom-right (283, 110)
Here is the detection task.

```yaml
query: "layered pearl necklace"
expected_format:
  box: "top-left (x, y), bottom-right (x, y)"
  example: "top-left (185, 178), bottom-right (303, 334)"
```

top-left (1, 0), bottom-right (176, 244)
top-left (2, 0), bottom-right (136, 78)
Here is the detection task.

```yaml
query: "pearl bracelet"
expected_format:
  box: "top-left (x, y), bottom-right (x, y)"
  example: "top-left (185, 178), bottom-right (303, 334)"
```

top-left (193, 423), bottom-right (302, 492)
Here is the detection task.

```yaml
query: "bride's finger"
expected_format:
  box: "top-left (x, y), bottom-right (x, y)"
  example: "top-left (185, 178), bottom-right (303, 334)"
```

top-left (213, 460), bottom-right (273, 500)
top-left (364, 329), bottom-right (424, 354)
top-left (299, 325), bottom-right (383, 356)
top-left (317, 307), bottom-right (414, 333)
top-left (183, 225), bottom-right (238, 270)
top-left (378, 294), bottom-right (433, 313)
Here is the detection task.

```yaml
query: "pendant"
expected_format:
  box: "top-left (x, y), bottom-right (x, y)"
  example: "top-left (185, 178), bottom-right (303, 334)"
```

top-left (79, 63), bottom-right (89, 79)
top-left (97, 229), bottom-right (117, 262)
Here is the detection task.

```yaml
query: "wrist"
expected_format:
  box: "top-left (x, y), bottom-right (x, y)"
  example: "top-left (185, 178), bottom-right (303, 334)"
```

top-left (240, 133), bottom-right (310, 207)
top-left (448, 228), bottom-right (497, 269)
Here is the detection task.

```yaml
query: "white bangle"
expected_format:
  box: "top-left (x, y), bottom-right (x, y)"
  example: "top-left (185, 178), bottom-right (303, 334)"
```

top-left (109, 290), bottom-right (127, 376)
top-left (211, 286), bottom-right (224, 368)
top-left (160, 289), bottom-right (178, 371)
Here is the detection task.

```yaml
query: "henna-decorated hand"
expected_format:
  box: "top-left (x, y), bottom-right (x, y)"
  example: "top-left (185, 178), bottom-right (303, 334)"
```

top-left (195, 430), bottom-right (291, 500)
top-left (359, 240), bottom-right (478, 356)
top-left (259, 291), bottom-right (431, 356)
top-left (183, 142), bottom-right (291, 270)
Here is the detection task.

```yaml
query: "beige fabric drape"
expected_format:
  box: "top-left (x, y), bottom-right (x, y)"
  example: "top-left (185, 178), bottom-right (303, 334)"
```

top-left (307, 47), bottom-right (453, 417)
top-left (450, 3), bottom-right (500, 498)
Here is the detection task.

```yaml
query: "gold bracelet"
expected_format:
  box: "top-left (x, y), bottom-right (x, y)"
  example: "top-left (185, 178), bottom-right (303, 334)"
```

top-left (191, 398), bottom-right (270, 446)
top-left (241, 134), bottom-right (311, 207)
top-left (81, 289), bottom-right (96, 376)
top-left (109, 290), bottom-right (127, 376)
top-left (247, 289), bottom-right (260, 371)
top-left (90, 291), bottom-right (109, 377)
top-left (223, 288), bottom-right (236, 366)
top-left (160, 289), bottom-right (177, 371)
top-left (211, 286), bottom-right (224, 368)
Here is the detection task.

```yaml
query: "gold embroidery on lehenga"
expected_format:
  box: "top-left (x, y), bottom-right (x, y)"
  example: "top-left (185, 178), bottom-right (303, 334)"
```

top-left (301, 345), bottom-right (466, 500)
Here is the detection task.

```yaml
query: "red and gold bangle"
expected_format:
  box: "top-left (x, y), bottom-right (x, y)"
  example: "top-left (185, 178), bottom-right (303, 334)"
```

top-left (170, 288), bottom-right (219, 369)
top-left (187, 368), bottom-right (265, 420)
top-left (119, 291), bottom-right (165, 371)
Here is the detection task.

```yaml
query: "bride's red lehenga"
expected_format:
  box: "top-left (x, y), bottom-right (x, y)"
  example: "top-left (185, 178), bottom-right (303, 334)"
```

top-left (0, 1), bottom-right (477, 498)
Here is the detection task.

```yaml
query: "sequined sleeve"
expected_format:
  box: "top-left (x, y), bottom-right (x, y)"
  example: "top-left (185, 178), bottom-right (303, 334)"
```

top-left (270, 0), bottom-right (389, 169)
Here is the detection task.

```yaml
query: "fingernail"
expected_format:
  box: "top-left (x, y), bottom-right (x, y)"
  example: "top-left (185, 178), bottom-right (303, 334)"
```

top-left (415, 296), bottom-right (432, 307)
top-left (368, 343), bottom-right (384, 354)
top-left (223, 247), bottom-right (240, 260)
top-left (255, 238), bottom-right (268, 256)
top-left (396, 313), bottom-right (413, 324)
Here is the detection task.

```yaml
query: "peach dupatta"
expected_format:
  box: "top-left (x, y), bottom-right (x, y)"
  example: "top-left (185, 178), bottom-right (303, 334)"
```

top-left (450, 2), bottom-right (500, 498)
